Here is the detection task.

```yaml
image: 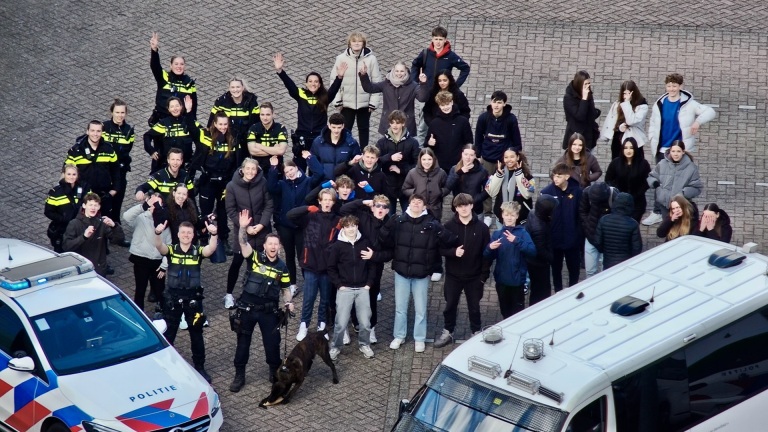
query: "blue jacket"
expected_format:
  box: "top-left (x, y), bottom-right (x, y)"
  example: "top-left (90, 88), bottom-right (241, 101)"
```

top-left (267, 157), bottom-right (323, 228)
top-left (310, 127), bottom-right (361, 182)
top-left (541, 177), bottom-right (583, 249)
top-left (484, 225), bottom-right (536, 286)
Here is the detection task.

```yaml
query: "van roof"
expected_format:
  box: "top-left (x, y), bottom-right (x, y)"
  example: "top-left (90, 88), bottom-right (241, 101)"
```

top-left (443, 236), bottom-right (768, 413)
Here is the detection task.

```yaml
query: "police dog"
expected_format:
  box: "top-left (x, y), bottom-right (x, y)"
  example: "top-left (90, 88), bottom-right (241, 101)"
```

top-left (259, 330), bottom-right (339, 407)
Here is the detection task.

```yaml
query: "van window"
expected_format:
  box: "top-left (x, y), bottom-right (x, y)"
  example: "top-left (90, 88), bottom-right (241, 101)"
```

top-left (613, 305), bottom-right (768, 431)
top-left (566, 396), bottom-right (606, 432)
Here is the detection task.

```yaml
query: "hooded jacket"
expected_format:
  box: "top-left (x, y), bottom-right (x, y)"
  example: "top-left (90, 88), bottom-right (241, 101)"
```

top-left (647, 153), bottom-right (703, 211)
top-left (287, 205), bottom-right (340, 273)
top-left (605, 140), bottom-right (651, 221)
top-left (334, 159), bottom-right (390, 201)
top-left (331, 47), bottom-right (382, 110)
top-left (225, 167), bottom-right (273, 251)
top-left (484, 224), bottom-right (536, 286)
top-left (596, 193), bottom-right (642, 268)
top-left (445, 160), bottom-right (489, 216)
top-left (63, 212), bottom-right (125, 276)
top-left (409, 41), bottom-right (470, 87)
top-left (475, 105), bottom-right (523, 161)
top-left (425, 105), bottom-right (473, 170)
top-left (562, 82), bottom-right (600, 149)
top-left (695, 209), bottom-right (733, 243)
top-left (208, 90), bottom-right (259, 145)
top-left (327, 230), bottom-right (376, 288)
top-left (541, 177), bottom-right (583, 250)
top-left (402, 164), bottom-right (449, 219)
top-left (441, 212), bottom-right (491, 280)
top-left (579, 182), bottom-right (617, 246)
top-left (378, 207), bottom-right (457, 279)
top-left (360, 71), bottom-right (419, 135)
top-left (339, 199), bottom-right (390, 251)
top-left (648, 90), bottom-right (716, 154)
top-left (310, 127), bottom-right (361, 182)
top-left (377, 130), bottom-right (420, 194)
top-left (525, 195), bottom-right (558, 265)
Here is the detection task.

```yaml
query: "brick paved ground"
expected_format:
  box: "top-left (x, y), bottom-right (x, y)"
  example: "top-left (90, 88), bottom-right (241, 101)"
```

top-left (1, 1), bottom-right (767, 431)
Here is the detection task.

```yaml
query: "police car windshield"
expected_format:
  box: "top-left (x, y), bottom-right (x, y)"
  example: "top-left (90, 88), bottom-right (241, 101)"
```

top-left (30, 294), bottom-right (167, 375)
top-left (399, 365), bottom-right (566, 432)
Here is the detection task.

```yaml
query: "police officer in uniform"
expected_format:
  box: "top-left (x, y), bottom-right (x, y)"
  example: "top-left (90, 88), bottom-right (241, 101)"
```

top-left (154, 219), bottom-right (218, 383)
top-left (229, 209), bottom-right (293, 393)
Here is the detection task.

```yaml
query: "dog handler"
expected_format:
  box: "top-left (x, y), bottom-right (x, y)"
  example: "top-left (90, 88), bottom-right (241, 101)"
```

top-left (229, 210), bottom-right (293, 393)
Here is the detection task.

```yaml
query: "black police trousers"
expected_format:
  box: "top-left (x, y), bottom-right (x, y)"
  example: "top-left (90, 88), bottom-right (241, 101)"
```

top-left (234, 306), bottom-right (281, 370)
top-left (164, 297), bottom-right (206, 368)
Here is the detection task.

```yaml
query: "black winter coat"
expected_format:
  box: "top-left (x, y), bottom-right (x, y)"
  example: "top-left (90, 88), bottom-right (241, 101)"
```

top-left (579, 182), bottom-right (615, 246)
top-left (695, 209), bottom-right (733, 243)
top-left (605, 156), bottom-right (651, 222)
top-left (287, 206), bottom-right (340, 273)
top-left (402, 166), bottom-right (449, 220)
top-left (378, 209), bottom-right (457, 279)
top-left (440, 212), bottom-right (491, 280)
top-left (417, 84), bottom-right (471, 125)
top-left (327, 233), bottom-right (376, 288)
top-left (474, 105), bottom-right (523, 161)
top-left (525, 195), bottom-right (558, 265)
top-left (339, 200), bottom-right (390, 252)
top-left (334, 161), bottom-right (391, 201)
top-left (595, 193), bottom-right (642, 268)
top-left (424, 105), bottom-right (473, 171)
top-left (377, 131), bottom-right (420, 195)
top-left (446, 161), bottom-right (489, 216)
top-left (562, 83), bottom-right (600, 149)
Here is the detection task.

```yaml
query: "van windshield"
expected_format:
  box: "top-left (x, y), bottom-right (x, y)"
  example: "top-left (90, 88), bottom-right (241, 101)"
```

top-left (397, 365), bottom-right (567, 432)
top-left (30, 294), bottom-right (168, 375)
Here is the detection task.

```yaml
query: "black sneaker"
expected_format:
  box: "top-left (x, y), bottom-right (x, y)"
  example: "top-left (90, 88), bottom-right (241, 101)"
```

top-left (105, 266), bottom-right (115, 276)
top-left (117, 239), bottom-right (131, 248)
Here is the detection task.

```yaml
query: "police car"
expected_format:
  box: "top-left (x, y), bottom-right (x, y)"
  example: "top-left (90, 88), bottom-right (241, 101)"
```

top-left (0, 238), bottom-right (223, 432)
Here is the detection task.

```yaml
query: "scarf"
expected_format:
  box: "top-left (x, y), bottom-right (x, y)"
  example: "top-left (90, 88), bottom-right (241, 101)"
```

top-left (386, 70), bottom-right (408, 87)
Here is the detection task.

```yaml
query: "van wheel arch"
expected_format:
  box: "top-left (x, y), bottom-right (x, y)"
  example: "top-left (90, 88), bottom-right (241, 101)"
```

top-left (42, 418), bottom-right (69, 432)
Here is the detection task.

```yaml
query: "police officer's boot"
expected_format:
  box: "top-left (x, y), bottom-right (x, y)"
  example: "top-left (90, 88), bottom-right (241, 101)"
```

top-left (229, 367), bottom-right (246, 392)
top-left (195, 364), bottom-right (212, 384)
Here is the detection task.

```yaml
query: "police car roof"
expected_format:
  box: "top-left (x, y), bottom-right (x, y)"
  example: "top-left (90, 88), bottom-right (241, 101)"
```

top-left (0, 238), bottom-right (118, 315)
top-left (442, 236), bottom-right (768, 413)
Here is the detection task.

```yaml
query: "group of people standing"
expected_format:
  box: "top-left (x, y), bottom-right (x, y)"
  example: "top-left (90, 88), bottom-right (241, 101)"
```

top-left (42, 26), bottom-right (733, 395)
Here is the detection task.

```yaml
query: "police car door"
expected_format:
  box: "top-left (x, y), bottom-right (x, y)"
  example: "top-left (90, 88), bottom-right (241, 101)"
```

top-left (0, 298), bottom-right (51, 431)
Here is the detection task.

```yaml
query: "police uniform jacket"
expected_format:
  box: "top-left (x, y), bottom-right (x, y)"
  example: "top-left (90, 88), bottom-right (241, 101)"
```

top-left (102, 119), bottom-right (135, 172)
top-left (189, 129), bottom-right (236, 180)
top-left (143, 114), bottom-right (197, 165)
top-left (151, 49), bottom-right (197, 118)
top-left (45, 180), bottom-right (90, 238)
top-left (164, 244), bottom-right (204, 295)
top-left (135, 167), bottom-right (195, 198)
top-left (240, 250), bottom-right (290, 305)
top-left (208, 91), bottom-right (259, 146)
top-left (246, 121), bottom-right (289, 172)
top-left (276, 70), bottom-right (342, 137)
top-left (65, 138), bottom-right (121, 193)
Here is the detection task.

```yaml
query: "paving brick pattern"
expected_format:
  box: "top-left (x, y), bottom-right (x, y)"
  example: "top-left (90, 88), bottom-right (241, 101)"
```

top-left (0, 1), bottom-right (766, 431)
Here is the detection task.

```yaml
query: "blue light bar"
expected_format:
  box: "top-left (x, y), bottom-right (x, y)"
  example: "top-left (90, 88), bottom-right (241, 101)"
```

top-left (0, 279), bottom-right (31, 290)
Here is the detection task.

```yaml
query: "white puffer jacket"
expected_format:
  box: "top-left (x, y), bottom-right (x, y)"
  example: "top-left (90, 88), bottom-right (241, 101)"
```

top-left (330, 47), bottom-right (382, 110)
top-left (648, 90), bottom-right (716, 154)
top-left (599, 101), bottom-right (649, 147)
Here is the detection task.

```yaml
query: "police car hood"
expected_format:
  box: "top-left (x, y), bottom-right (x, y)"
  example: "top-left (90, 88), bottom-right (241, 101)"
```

top-left (57, 347), bottom-right (212, 427)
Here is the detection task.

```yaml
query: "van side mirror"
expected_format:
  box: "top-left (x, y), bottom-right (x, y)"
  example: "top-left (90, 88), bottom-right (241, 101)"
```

top-left (398, 399), bottom-right (411, 416)
top-left (152, 319), bottom-right (168, 334)
top-left (8, 356), bottom-right (35, 372)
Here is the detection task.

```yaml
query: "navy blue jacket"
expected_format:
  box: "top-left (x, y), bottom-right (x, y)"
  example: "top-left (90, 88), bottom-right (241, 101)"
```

top-left (310, 127), bottom-right (361, 182)
top-left (474, 105), bottom-right (522, 162)
top-left (484, 225), bottom-right (536, 286)
top-left (409, 42), bottom-right (470, 87)
top-left (267, 158), bottom-right (323, 229)
top-left (541, 177), bottom-right (583, 250)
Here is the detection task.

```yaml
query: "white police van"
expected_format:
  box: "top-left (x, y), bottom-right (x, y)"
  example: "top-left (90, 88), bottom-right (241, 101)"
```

top-left (0, 239), bottom-right (223, 432)
top-left (393, 236), bottom-right (768, 431)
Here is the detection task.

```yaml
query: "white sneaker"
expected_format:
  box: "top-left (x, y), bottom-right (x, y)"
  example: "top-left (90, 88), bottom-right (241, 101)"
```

top-left (389, 338), bottom-right (405, 350)
top-left (223, 293), bottom-right (235, 309)
top-left (329, 347), bottom-right (340, 361)
top-left (203, 319), bottom-right (209, 327)
top-left (359, 345), bottom-right (374, 359)
top-left (179, 315), bottom-right (188, 330)
top-left (296, 322), bottom-right (308, 341)
top-left (317, 322), bottom-right (326, 332)
top-left (642, 212), bottom-right (662, 226)
top-left (369, 327), bottom-right (378, 344)
top-left (343, 329), bottom-right (351, 345)
top-left (377, 292), bottom-right (382, 302)
top-left (415, 341), bottom-right (426, 353)
top-left (483, 216), bottom-right (493, 227)
top-left (289, 284), bottom-right (297, 297)
top-left (431, 273), bottom-right (442, 282)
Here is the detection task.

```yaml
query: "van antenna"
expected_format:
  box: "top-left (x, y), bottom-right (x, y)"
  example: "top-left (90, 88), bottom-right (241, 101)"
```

top-left (649, 286), bottom-right (655, 303)
top-left (549, 329), bottom-right (556, 346)
top-left (503, 339), bottom-right (522, 379)
top-left (7, 245), bottom-right (11, 261)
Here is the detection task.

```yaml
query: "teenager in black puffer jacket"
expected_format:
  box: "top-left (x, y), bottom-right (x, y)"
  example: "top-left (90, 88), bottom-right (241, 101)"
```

top-left (525, 195), bottom-right (558, 306)
top-left (596, 193), bottom-right (642, 269)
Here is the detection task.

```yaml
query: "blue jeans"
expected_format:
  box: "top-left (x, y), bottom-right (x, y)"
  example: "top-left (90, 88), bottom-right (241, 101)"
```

top-left (584, 239), bottom-right (602, 277)
top-left (301, 270), bottom-right (330, 326)
top-left (394, 273), bottom-right (429, 342)
top-left (332, 287), bottom-right (371, 348)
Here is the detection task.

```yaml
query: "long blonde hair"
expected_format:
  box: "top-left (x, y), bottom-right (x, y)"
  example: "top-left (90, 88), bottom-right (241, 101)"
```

top-left (667, 195), bottom-right (693, 240)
